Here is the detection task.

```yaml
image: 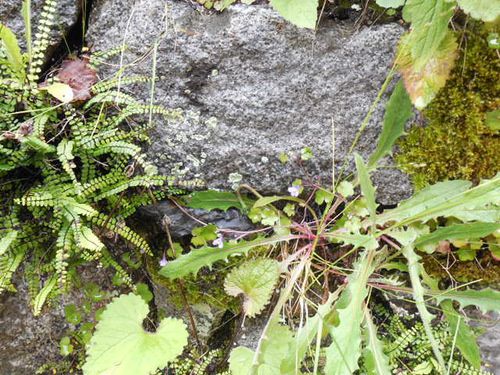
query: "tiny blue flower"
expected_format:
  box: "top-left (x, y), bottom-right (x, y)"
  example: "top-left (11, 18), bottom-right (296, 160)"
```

top-left (213, 233), bottom-right (224, 248)
top-left (288, 185), bottom-right (301, 197)
top-left (159, 253), bottom-right (168, 267)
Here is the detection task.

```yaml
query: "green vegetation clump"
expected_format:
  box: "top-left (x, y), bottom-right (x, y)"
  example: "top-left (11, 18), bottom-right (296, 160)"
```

top-left (0, 3), bottom-right (180, 314)
top-left (396, 26), bottom-right (500, 189)
top-left (150, 260), bottom-right (240, 312)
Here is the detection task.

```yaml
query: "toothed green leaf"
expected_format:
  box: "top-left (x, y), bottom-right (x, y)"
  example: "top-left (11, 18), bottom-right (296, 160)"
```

top-left (324, 250), bottom-right (376, 374)
top-left (363, 309), bottom-right (391, 375)
top-left (159, 236), bottom-right (287, 280)
top-left (415, 222), bottom-right (500, 249)
top-left (355, 153), bottom-right (377, 223)
top-left (333, 233), bottom-right (379, 251)
top-left (191, 224), bottom-right (218, 246)
top-left (402, 0), bottom-right (455, 70)
top-left (441, 300), bottom-right (481, 369)
top-left (433, 288), bottom-right (500, 313)
top-left (229, 321), bottom-right (295, 375)
top-left (402, 244), bottom-right (445, 371)
top-left (376, 174), bottom-right (500, 226)
top-left (224, 258), bottom-right (280, 317)
top-left (185, 190), bottom-right (252, 212)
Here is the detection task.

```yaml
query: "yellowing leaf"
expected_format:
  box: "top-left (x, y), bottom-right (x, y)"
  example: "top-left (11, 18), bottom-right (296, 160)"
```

top-left (270, 0), bottom-right (319, 29)
top-left (398, 31), bottom-right (457, 109)
top-left (42, 82), bottom-right (74, 103)
top-left (224, 258), bottom-right (280, 317)
top-left (457, 0), bottom-right (500, 22)
top-left (402, 0), bottom-right (455, 70)
top-left (83, 293), bottom-right (187, 375)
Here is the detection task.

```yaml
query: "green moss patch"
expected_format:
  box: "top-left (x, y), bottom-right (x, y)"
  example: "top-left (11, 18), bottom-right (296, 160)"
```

top-left (397, 25), bottom-right (500, 189)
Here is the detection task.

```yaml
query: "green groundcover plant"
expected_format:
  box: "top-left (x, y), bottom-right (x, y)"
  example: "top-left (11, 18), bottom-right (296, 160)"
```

top-left (1, 1), bottom-right (499, 375)
top-left (0, 0), bottom-right (180, 314)
top-left (86, 77), bottom-right (499, 375)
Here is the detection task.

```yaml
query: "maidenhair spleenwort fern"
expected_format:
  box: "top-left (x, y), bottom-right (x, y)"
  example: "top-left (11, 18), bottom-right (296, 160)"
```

top-left (168, 349), bottom-right (230, 375)
top-left (0, 1), bottom-right (184, 314)
top-left (368, 305), bottom-right (493, 375)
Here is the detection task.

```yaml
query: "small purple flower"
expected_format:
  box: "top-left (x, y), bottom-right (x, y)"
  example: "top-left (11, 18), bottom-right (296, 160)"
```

top-left (288, 185), bottom-right (301, 197)
top-left (159, 253), bottom-right (168, 267)
top-left (213, 233), bottom-right (224, 248)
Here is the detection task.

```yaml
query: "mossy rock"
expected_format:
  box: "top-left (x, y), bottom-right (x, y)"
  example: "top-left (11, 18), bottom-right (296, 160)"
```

top-left (423, 253), bottom-right (500, 288)
top-left (397, 24), bottom-right (499, 189)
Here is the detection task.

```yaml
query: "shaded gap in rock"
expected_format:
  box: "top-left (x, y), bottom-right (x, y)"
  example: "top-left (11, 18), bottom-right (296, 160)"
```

top-left (40, 0), bottom-right (94, 78)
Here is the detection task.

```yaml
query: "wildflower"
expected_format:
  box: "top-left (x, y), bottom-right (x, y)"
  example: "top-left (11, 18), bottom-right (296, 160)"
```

top-left (213, 233), bottom-right (224, 248)
top-left (159, 253), bottom-right (168, 267)
top-left (288, 185), bottom-right (301, 197)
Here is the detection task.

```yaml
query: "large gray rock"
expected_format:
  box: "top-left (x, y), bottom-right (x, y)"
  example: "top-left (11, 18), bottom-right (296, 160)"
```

top-left (0, 282), bottom-right (67, 375)
top-left (0, 0), bottom-right (80, 59)
top-left (88, 1), bottom-right (412, 205)
top-left (0, 269), bottom-right (117, 374)
top-left (473, 312), bottom-right (500, 374)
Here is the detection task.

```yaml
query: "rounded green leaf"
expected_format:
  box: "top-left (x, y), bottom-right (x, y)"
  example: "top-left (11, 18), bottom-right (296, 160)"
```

top-left (83, 293), bottom-right (188, 375)
top-left (376, 0), bottom-right (405, 8)
top-left (457, 0), bottom-right (500, 22)
top-left (270, 0), bottom-right (319, 29)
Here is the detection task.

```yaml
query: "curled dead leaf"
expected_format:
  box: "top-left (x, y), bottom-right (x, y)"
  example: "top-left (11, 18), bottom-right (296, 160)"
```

top-left (56, 57), bottom-right (98, 102)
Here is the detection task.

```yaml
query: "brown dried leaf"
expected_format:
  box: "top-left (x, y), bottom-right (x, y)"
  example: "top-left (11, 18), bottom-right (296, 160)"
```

top-left (436, 240), bottom-right (451, 254)
top-left (2, 131), bottom-right (16, 140)
top-left (18, 120), bottom-right (33, 137)
top-left (397, 30), bottom-right (458, 109)
top-left (56, 57), bottom-right (98, 102)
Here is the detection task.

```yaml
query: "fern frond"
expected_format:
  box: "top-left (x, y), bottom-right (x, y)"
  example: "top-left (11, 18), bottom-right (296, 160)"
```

top-left (29, 0), bottom-right (58, 82)
top-left (0, 249), bottom-right (25, 293)
top-left (100, 248), bottom-right (134, 289)
top-left (91, 75), bottom-right (151, 93)
top-left (91, 213), bottom-right (152, 255)
top-left (88, 45), bottom-right (128, 69)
